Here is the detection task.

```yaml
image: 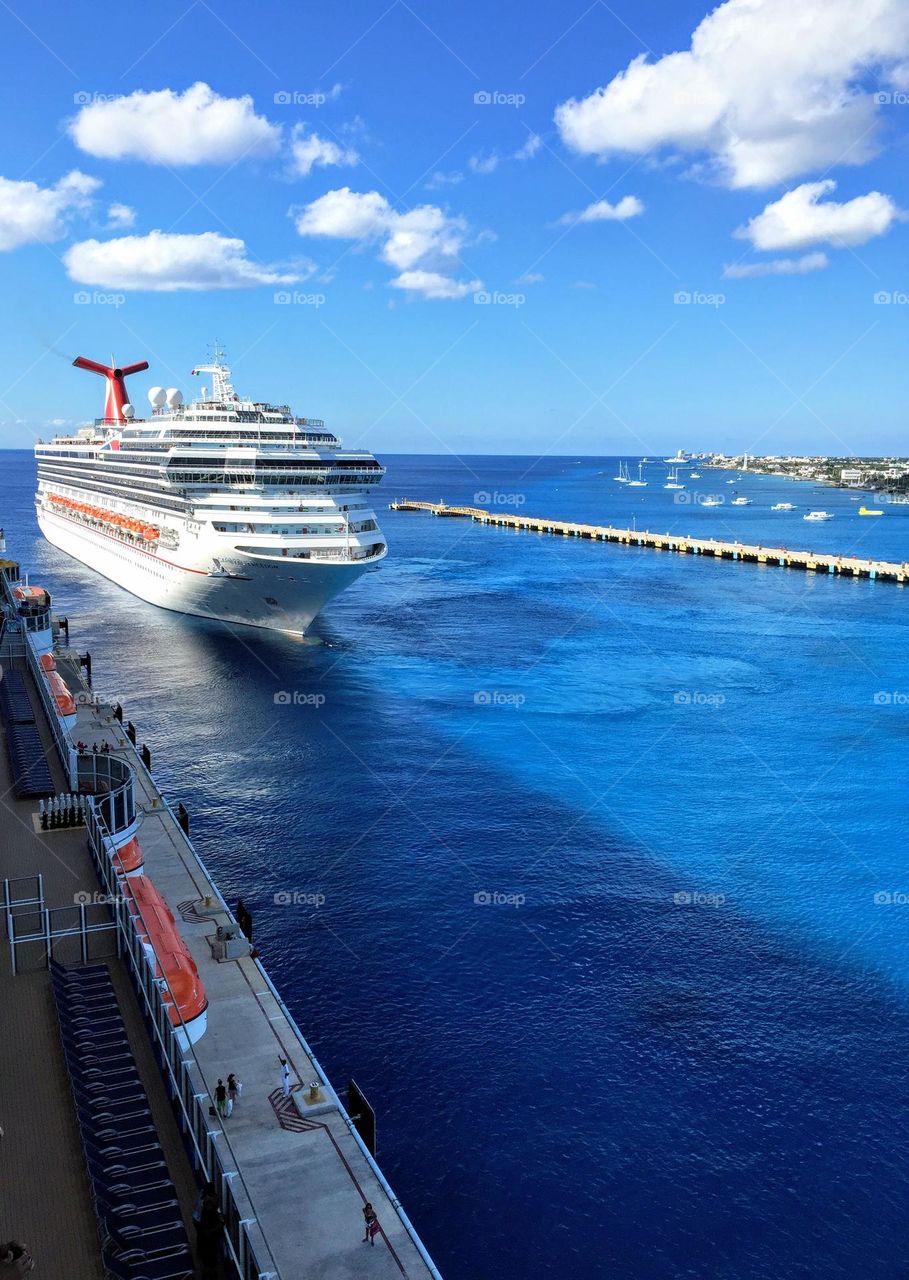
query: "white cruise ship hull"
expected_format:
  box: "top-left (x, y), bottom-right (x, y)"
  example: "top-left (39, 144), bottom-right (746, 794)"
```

top-left (37, 505), bottom-right (383, 634)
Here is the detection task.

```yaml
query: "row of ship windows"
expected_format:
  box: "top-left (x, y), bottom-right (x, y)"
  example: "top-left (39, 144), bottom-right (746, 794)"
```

top-left (168, 472), bottom-right (379, 486)
top-left (206, 502), bottom-right (368, 514)
top-left (211, 519), bottom-right (377, 534)
top-left (38, 469), bottom-right (187, 515)
top-left (98, 542), bottom-right (172, 581)
top-left (39, 465), bottom-right (375, 506)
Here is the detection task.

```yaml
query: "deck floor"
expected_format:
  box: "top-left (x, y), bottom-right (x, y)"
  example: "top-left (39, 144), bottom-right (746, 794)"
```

top-left (0, 658), bottom-right (198, 1279)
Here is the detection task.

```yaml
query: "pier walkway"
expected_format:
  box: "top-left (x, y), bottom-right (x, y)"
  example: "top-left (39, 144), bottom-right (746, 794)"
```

top-left (389, 500), bottom-right (909, 584)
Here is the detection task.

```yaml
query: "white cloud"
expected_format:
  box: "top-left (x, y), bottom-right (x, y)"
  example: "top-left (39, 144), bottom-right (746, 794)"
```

top-left (555, 0), bottom-right (909, 188)
top-left (293, 187), bottom-right (390, 240)
top-left (736, 180), bottom-right (902, 250)
top-left (293, 187), bottom-right (481, 299)
top-left (469, 151), bottom-right (499, 175)
top-left (723, 251), bottom-right (829, 278)
top-left (106, 202), bottom-right (135, 229)
top-left (425, 170), bottom-right (464, 189)
top-left (558, 195), bottom-right (644, 226)
top-left (514, 134), bottom-right (542, 160)
top-left (69, 83), bottom-right (281, 166)
top-left (381, 206), bottom-right (467, 270)
top-left (64, 230), bottom-right (304, 291)
top-left (290, 127), bottom-right (358, 177)
top-left (0, 170), bottom-right (99, 251)
top-left (390, 270), bottom-right (482, 300)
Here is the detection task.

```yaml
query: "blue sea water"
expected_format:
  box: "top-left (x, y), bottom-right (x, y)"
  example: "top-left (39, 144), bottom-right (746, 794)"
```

top-left (3, 449), bottom-right (909, 1279)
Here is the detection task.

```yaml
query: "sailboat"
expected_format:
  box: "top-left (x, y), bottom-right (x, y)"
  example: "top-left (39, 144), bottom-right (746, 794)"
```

top-left (613, 460), bottom-right (630, 483)
top-left (664, 467), bottom-right (684, 490)
top-left (627, 462), bottom-right (648, 487)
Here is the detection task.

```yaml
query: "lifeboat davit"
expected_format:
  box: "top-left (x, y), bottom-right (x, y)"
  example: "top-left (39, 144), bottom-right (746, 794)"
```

top-left (124, 876), bottom-right (208, 1045)
top-left (111, 834), bottom-right (144, 876)
top-left (46, 670), bottom-right (77, 723)
top-left (47, 495), bottom-right (160, 544)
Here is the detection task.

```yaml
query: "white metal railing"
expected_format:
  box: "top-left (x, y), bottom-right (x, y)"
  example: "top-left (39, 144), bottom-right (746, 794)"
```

top-left (85, 800), bottom-right (276, 1280)
top-left (4, 889), bottom-right (118, 975)
top-left (24, 640), bottom-right (77, 784)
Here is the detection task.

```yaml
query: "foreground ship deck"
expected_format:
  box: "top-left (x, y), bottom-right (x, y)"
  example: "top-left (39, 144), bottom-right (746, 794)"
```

top-left (0, 554), bottom-right (439, 1279)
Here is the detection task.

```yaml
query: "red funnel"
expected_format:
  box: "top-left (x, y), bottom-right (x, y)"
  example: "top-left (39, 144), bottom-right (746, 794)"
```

top-left (73, 355), bottom-right (149, 423)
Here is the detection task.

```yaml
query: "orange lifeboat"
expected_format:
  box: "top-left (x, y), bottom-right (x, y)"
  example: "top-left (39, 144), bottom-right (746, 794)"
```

top-left (47, 670), bottom-right (76, 719)
top-left (124, 876), bottom-right (208, 1044)
top-left (13, 584), bottom-right (49, 602)
top-left (112, 835), bottom-right (144, 876)
top-left (39, 653), bottom-right (56, 672)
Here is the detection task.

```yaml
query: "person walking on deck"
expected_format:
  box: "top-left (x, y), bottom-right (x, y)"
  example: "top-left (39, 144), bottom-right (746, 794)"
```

top-left (280, 1057), bottom-right (290, 1097)
top-left (362, 1203), bottom-right (380, 1246)
top-left (215, 1079), bottom-right (228, 1119)
top-left (227, 1073), bottom-right (241, 1112)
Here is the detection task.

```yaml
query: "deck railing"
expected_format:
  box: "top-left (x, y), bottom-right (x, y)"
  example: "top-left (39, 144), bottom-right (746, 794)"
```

top-left (85, 796), bottom-right (277, 1280)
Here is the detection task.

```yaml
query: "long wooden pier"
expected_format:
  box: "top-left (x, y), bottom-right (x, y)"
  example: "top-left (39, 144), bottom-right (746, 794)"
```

top-left (389, 500), bottom-right (908, 584)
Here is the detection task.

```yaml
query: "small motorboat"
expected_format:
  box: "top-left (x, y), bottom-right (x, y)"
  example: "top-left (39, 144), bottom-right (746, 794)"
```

top-left (731, 496), bottom-right (751, 506)
top-left (771, 503), bottom-right (795, 511)
top-left (803, 511), bottom-right (833, 521)
top-left (858, 506), bottom-right (884, 516)
top-left (701, 496), bottom-right (722, 507)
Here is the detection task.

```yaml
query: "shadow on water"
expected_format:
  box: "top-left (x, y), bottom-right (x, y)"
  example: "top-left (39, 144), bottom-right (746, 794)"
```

top-left (5, 450), bottom-right (909, 1279)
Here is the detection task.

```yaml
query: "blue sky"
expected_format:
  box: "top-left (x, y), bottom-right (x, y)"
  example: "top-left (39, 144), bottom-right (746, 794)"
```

top-left (0, 0), bottom-right (907, 455)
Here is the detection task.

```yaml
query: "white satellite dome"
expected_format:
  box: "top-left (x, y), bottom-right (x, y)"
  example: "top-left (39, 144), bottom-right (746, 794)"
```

top-left (166, 388), bottom-right (184, 408)
top-left (122, 403), bottom-right (135, 418)
top-left (148, 386), bottom-right (167, 408)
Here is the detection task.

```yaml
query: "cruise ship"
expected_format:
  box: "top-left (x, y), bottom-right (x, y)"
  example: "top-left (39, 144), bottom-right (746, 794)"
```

top-left (34, 348), bottom-right (387, 633)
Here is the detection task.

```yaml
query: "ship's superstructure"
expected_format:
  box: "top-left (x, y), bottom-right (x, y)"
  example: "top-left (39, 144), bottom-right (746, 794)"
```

top-left (35, 346), bottom-right (387, 633)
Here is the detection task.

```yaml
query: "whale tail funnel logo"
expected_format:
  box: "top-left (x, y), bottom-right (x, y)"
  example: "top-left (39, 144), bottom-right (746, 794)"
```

top-left (73, 355), bottom-right (149, 423)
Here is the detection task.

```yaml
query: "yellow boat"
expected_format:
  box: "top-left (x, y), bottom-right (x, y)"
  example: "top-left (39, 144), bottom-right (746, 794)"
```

top-left (858, 506), bottom-right (884, 516)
